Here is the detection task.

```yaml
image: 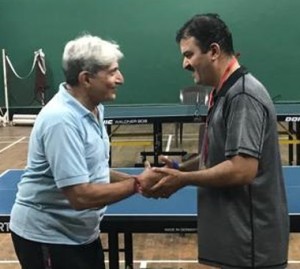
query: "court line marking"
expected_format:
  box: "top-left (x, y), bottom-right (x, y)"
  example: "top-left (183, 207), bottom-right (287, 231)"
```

top-left (0, 136), bottom-right (26, 154)
top-left (0, 136), bottom-right (29, 139)
top-left (0, 141), bottom-right (28, 144)
top-left (1, 259), bottom-right (299, 264)
top-left (140, 261), bottom-right (148, 268)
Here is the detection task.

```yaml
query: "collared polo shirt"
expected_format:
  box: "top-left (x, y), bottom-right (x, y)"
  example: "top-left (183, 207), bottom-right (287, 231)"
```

top-left (10, 83), bottom-right (110, 244)
top-left (197, 68), bottom-right (289, 268)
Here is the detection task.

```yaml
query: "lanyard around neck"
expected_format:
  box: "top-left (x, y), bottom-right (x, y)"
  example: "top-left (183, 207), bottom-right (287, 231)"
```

top-left (217, 57), bottom-right (237, 91)
top-left (201, 57), bottom-right (237, 165)
top-left (208, 57), bottom-right (237, 109)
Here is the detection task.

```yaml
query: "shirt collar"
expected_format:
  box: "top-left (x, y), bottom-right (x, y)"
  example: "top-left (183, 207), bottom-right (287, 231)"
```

top-left (217, 66), bottom-right (248, 98)
top-left (58, 83), bottom-right (103, 118)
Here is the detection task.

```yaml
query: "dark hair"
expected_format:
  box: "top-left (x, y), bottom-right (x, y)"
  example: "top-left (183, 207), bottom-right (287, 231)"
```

top-left (176, 13), bottom-right (234, 55)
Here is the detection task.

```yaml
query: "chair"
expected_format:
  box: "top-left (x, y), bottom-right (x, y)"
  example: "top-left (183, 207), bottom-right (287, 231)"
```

top-left (179, 85), bottom-right (209, 105)
top-left (175, 85), bottom-right (211, 148)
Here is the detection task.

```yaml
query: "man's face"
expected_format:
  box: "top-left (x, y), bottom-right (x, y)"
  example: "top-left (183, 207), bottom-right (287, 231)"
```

top-left (88, 61), bottom-right (124, 103)
top-left (179, 37), bottom-right (212, 86)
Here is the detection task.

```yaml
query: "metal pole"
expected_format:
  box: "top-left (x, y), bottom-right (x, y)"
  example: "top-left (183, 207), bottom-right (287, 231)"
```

top-left (2, 49), bottom-right (9, 125)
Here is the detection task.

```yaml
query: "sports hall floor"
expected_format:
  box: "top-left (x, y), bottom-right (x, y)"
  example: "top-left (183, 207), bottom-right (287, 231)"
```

top-left (0, 123), bottom-right (300, 269)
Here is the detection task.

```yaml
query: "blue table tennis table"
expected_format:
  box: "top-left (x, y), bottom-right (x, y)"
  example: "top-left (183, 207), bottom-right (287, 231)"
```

top-left (104, 103), bottom-right (300, 166)
top-left (0, 167), bottom-right (300, 269)
top-left (10, 102), bottom-right (300, 165)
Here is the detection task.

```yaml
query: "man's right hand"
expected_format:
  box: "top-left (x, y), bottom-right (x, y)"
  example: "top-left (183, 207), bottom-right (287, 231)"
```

top-left (136, 160), bottom-right (163, 191)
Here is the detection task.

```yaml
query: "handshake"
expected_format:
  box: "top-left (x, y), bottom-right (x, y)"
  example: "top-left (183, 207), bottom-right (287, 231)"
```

top-left (133, 156), bottom-right (185, 199)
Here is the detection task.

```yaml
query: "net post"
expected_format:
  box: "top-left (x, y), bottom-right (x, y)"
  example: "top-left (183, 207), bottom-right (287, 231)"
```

top-left (0, 49), bottom-right (9, 126)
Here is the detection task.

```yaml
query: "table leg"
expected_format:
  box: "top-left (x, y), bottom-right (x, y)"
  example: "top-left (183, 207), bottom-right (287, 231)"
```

top-left (108, 232), bottom-right (119, 269)
top-left (107, 125), bottom-right (112, 167)
top-left (296, 122), bottom-right (300, 165)
top-left (124, 232), bottom-right (133, 269)
top-left (153, 121), bottom-right (162, 166)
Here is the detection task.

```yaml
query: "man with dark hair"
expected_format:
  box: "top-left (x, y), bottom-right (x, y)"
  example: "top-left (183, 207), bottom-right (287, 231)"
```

top-left (138, 13), bottom-right (289, 269)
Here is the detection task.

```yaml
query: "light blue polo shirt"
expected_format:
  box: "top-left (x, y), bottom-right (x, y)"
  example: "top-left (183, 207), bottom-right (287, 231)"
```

top-left (10, 83), bottom-right (110, 245)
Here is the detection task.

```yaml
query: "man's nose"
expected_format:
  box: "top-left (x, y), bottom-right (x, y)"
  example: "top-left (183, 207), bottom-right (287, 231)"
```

top-left (182, 57), bottom-right (189, 69)
top-left (182, 58), bottom-right (193, 71)
top-left (116, 70), bottom-right (124, 85)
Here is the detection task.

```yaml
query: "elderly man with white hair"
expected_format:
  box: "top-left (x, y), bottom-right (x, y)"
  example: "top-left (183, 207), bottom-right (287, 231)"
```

top-left (10, 34), bottom-right (139, 269)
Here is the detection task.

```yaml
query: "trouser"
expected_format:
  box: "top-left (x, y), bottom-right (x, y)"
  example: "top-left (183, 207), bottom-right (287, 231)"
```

top-left (11, 232), bottom-right (105, 269)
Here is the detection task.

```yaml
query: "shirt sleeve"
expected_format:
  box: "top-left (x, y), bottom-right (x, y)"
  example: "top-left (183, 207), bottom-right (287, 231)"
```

top-left (224, 93), bottom-right (267, 159)
top-left (43, 121), bottom-right (89, 188)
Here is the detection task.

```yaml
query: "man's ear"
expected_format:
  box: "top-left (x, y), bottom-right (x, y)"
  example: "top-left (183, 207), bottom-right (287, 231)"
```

top-left (78, 71), bottom-right (91, 88)
top-left (209, 42), bottom-right (221, 61)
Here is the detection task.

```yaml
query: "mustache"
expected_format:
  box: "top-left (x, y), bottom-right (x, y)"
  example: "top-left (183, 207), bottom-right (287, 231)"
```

top-left (185, 64), bottom-right (194, 72)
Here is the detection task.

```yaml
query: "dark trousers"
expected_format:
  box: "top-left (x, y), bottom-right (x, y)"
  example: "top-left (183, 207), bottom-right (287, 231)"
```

top-left (11, 232), bottom-right (106, 269)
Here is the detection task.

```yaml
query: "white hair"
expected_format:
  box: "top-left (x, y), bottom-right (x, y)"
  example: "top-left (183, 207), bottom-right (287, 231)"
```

top-left (62, 34), bottom-right (124, 85)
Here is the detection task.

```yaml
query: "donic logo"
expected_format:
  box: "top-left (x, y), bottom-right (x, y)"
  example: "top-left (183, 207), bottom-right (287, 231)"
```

top-left (285, 117), bottom-right (300, 122)
top-left (104, 120), bottom-right (113, 125)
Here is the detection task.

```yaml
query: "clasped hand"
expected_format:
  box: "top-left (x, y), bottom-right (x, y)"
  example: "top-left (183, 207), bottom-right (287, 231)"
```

top-left (135, 156), bottom-right (184, 199)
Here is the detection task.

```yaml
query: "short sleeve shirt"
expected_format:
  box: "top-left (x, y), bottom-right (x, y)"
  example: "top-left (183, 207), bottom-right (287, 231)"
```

top-left (197, 68), bottom-right (289, 268)
top-left (10, 83), bottom-right (110, 244)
